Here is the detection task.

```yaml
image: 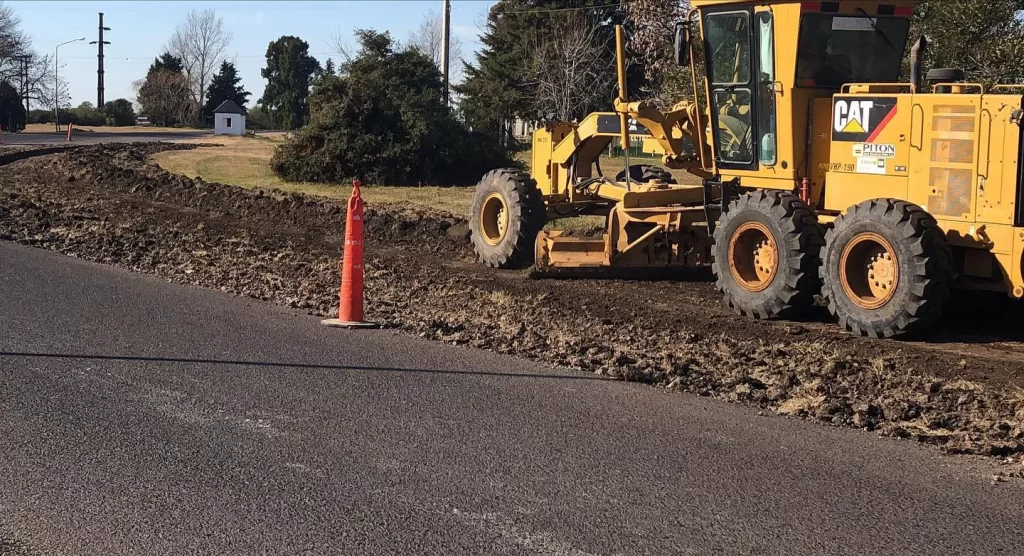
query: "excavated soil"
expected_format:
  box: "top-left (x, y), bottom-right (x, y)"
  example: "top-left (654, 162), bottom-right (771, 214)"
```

top-left (2, 143), bottom-right (1024, 458)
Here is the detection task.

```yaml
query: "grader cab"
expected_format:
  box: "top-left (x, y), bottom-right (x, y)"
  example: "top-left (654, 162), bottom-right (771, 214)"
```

top-left (469, 0), bottom-right (1024, 338)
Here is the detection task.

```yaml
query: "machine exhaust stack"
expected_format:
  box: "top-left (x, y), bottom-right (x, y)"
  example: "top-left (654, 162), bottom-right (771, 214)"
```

top-left (910, 35), bottom-right (928, 92)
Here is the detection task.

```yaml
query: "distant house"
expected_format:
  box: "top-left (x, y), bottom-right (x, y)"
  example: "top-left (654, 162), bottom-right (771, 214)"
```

top-left (213, 100), bottom-right (246, 136)
top-left (136, 116), bottom-right (150, 127)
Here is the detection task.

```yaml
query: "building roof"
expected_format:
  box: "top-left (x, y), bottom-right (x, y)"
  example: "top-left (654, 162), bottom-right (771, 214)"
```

top-left (213, 100), bottom-right (246, 115)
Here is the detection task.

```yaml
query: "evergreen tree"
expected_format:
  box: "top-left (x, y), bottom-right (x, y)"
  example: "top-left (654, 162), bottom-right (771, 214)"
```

top-left (149, 52), bottom-right (184, 75)
top-left (0, 81), bottom-right (27, 131)
top-left (258, 36), bottom-right (319, 130)
top-left (203, 61), bottom-right (251, 119)
top-left (271, 30), bottom-right (510, 186)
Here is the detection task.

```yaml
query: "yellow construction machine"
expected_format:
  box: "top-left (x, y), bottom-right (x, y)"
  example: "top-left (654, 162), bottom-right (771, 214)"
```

top-left (469, 0), bottom-right (1024, 338)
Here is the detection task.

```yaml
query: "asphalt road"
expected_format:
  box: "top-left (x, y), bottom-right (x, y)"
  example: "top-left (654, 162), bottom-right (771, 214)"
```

top-left (1, 242), bottom-right (1022, 555)
top-left (0, 130), bottom-right (213, 145)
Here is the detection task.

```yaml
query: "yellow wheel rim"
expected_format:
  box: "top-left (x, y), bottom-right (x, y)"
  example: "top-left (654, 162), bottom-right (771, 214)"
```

top-left (840, 232), bottom-right (899, 310)
top-left (728, 221), bottom-right (778, 293)
top-left (480, 193), bottom-right (509, 246)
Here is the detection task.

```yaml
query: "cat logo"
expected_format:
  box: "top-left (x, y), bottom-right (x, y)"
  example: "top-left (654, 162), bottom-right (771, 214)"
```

top-left (834, 100), bottom-right (873, 134)
top-left (832, 97), bottom-right (898, 142)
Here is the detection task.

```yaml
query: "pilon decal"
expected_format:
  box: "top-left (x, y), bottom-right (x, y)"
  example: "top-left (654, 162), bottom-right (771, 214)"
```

top-left (832, 97), bottom-right (898, 142)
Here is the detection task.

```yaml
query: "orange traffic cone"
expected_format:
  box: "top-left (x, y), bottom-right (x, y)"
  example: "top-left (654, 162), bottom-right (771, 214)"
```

top-left (322, 179), bottom-right (377, 329)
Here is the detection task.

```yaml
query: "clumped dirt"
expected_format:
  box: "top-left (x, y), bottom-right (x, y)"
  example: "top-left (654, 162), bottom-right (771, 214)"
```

top-left (3, 143), bottom-right (1024, 458)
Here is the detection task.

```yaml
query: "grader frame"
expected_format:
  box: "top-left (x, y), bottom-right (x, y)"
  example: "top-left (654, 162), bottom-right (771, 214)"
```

top-left (469, 0), bottom-right (1024, 338)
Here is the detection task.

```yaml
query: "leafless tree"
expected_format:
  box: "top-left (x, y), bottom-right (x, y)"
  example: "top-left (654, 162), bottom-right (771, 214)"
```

top-left (625, 0), bottom-right (691, 106)
top-left (527, 14), bottom-right (614, 122)
top-left (0, 2), bottom-right (58, 112)
top-left (408, 10), bottom-right (463, 80)
top-left (0, 1), bottom-right (27, 61)
top-left (134, 69), bottom-right (195, 126)
top-left (328, 28), bottom-right (356, 65)
top-left (167, 8), bottom-right (232, 117)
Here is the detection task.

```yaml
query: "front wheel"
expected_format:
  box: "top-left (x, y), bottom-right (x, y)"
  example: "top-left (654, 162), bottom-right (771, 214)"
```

top-left (821, 199), bottom-right (953, 338)
top-left (469, 169), bottom-right (546, 269)
top-left (712, 190), bottom-right (824, 319)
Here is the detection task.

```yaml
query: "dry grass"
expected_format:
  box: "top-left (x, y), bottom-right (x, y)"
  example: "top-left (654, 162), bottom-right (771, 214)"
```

top-left (151, 134), bottom-right (699, 222)
top-left (22, 123), bottom-right (204, 134)
top-left (151, 134), bottom-right (476, 216)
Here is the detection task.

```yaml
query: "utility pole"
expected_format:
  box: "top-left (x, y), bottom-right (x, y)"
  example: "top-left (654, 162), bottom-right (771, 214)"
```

top-left (441, 0), bottom-right (451, 106)
top-left (90, 12), bottom-right (111, 107)
top-left (19, 56), bottom-right (30, 116)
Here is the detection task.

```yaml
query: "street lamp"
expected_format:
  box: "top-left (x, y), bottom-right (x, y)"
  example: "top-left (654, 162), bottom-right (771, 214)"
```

top-left (54, 37), bottom-right (86, 132)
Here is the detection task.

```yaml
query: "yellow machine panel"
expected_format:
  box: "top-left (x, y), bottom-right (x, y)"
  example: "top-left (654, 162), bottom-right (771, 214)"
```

top-left (471, 0), bottom-right (1024, 340)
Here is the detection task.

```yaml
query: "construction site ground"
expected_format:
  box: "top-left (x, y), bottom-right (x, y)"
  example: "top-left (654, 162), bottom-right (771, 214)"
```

top-left (1, 143), bottom-right (1023, 464)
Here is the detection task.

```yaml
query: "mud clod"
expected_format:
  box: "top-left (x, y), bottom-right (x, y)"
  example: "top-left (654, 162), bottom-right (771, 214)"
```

top-left (2, 143), bottom-right (1024, 457)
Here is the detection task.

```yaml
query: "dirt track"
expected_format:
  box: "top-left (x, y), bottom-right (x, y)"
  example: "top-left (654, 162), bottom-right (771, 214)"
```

top-left (2, 143), bottom-right (1024, 458)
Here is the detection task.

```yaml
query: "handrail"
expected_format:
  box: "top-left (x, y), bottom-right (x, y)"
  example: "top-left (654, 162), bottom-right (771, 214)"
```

top-left (840, 82), bottom-right (914, 94)
top-left (932, 82), bottom-right (984, 94)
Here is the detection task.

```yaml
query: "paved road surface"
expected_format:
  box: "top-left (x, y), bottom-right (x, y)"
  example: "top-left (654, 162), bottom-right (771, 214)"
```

top-left (0, 130), bottom-right (212, 145)
top-left (1, 242), bottom-right (1021, 555)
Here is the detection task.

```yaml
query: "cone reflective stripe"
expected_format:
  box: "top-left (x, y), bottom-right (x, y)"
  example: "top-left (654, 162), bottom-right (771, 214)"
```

top-left (322, 179), bottom-right (377, 329)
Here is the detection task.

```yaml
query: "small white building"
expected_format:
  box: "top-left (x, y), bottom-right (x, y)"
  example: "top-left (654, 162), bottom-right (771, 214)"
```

top-left (213, 100), bottom-right (246, 136)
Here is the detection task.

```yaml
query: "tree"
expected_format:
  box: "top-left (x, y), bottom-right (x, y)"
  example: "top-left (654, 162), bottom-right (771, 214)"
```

top-left (258, 36), bottom-right (319, 130)
top-left (908, 0), bottom-right (1024, 84)
top-left (203, 60), bottom-right (250, 119)
top-left (323, 58), bottom-right (336, 76)
top-left (270, 30), bottom-right (510, 186)
top-left (408, 10), bottom-right (463, 81)
top-left (0, 2), bottom-right (58, 116)
top-left (528, 13), bottom-right (614, 121)
top-left (456, 0), bottom-right (636, 144)
top-left (136, 68), bottom-right (192, 126)
top-left (0, 80), bottom-right (26, 131)
top-left (149, 52), bottom-right (184, 74)
top-left (103, 98), bottom-right (135, 126)
top-left (624, 0), bottom-right (691, 106)
top-left (167, 8), bottom-right (233, 121)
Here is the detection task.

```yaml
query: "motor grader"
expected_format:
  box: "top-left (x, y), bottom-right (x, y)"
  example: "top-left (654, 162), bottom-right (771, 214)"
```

top-left (469, 0), bottom-right (1024, 338)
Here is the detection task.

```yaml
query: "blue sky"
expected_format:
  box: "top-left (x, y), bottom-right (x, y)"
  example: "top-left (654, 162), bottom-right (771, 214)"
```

top-left (8, 0), bottom-right (495, 107)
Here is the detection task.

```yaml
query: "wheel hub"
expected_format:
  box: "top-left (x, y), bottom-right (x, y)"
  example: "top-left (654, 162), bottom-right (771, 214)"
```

top-left (480, 193), bottom-right (509, 246)
top-left (840, 232), bottom-right (899, 310)
top-left (728, 221), bottom-right (779, 293)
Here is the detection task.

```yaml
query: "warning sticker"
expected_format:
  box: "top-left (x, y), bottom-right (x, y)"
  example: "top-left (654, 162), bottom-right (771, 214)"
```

top-left (853, 143), bottom-right (895, 158)
top-left (856, 157), bottom-right (886, 175)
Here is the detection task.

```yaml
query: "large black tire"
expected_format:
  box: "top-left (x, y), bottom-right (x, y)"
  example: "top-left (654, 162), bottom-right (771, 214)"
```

top-left (470, 168), bottom-right (547, 269)
top-left (615, 164), bottom-right (677, 184)
top-left (821, 199), bottom-right (953, 338)
top-left (712, 190), bottom-right (824, 319)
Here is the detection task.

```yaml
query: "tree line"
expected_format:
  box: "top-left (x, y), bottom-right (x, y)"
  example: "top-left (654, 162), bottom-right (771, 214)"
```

top-left (0, 0), bottom-right (58, 131)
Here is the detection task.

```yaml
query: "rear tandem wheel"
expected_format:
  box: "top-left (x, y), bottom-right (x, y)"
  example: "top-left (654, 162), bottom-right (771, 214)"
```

top-left (821, 199), bottom-right (953, 338)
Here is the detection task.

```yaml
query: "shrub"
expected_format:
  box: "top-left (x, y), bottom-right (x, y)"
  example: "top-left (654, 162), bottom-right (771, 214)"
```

top-left (270, 30), bottom-right (513, 186)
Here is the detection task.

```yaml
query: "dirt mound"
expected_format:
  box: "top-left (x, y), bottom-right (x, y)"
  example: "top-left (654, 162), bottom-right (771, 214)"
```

top-left (2, 143), bottom-right (1024, 458)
